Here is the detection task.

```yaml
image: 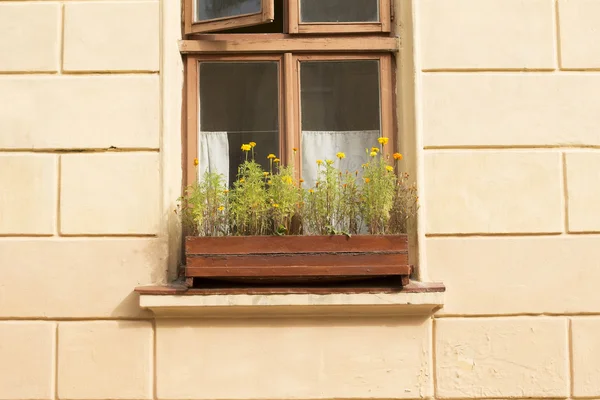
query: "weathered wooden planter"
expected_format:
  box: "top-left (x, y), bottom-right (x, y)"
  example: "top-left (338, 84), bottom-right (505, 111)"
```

top-left (185, 235), bottom-right (411, 287)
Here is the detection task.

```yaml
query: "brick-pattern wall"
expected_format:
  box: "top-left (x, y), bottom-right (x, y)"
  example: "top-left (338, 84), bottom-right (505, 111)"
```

top-left (0, 1), bottom-right (165, 397)
top-left (1, 0), bottom-right (600, 399)
top-left (420, 0), bottom-right (600, 397)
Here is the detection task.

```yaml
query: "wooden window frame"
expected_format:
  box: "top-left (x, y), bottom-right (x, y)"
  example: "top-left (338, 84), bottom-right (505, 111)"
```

top-left (184, 49), bottom-right (395, 188)
top-left (287, 0), bottom-right (391, 34)
top-left (184, 0), bottom-right (275, 34)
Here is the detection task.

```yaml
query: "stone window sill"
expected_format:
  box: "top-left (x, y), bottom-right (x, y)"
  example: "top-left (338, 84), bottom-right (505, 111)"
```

top-left (135, 282), bottom-right (445, 318)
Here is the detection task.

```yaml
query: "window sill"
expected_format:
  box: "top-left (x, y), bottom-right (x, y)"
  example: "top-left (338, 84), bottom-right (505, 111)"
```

top-left (135, 282), bottom-right (445, 318)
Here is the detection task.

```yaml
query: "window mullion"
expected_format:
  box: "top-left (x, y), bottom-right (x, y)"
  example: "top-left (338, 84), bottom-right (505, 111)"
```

top-left (283, 52), bottom-right (301, 180)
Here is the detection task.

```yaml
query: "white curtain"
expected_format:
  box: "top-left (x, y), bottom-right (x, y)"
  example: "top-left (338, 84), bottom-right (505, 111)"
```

top-left (301, 130), bottom-right (380, 188)
top-left (198, 131), bottom-right (229, 184)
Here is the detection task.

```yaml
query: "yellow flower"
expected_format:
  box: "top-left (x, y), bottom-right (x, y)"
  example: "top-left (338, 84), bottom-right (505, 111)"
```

top-left (283, 176), bottom-right (293, 185)
top-left (393, 153), bottom-right (403, 160)
top-left (386, 165), bottom-right (394, 172)
top-left (223, 189), bottom-right (229, 194)
top-left (378, 137), bottom-right (389, 145)
top-left (336, 152), bottom-right (346, 159)
top-left (267, 180), bottom-right (272, 185)
top-left (239, 178), bottom-right (245, 183)
top-left (274, 158), bottom-right (280, 163)
top-left (326, 159), bottom-right (334, 165)
top-left (241, 144), bottom-right (251, 151)
top-left (293, 147), bottom-right (298, 152)
top-left (316, 159), bottom-right (323, 165)
top-left (371, 147), bottom-right (379, 153)
top-left (263, 172), bottom-right (269, 177)
top-left (364, 178), bottom-right (371, 183)
top-left (267, 154), bottom-right (276, 159)
top-left (218, 206), bottom-right (224, 211)
top-left (272, 203), bottom-right (279, 208)
top-left (309, 189), bottom-right (314, 194)
top-left (193, 158), bottom-right (199, 166)
top-left (249, 142), bottom-right (256, 148)
top-left (299, 179), bottom-right (304, 183)
top-left (369, 151), bottom-right (377, 157)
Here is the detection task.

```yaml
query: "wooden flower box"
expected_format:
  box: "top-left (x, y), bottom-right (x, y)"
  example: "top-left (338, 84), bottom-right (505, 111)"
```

top-left (185, 234), bottom-right (411, 287)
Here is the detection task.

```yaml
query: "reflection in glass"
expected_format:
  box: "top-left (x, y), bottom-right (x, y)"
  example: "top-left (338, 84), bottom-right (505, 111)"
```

top-left (300, 60), bottom-right (381, 187)
top-left (300, 0), bottom-right (379, 23)
top-left (197, 0), bottom-right (261, 22)
top-left (199, 62), bottom-right (279, 186)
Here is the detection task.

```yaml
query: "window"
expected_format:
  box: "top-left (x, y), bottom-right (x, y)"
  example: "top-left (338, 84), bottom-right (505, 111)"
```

top-left (183, 0), bottom-right (398, 188)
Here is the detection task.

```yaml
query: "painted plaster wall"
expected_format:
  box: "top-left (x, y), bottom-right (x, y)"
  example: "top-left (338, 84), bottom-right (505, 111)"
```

top-left (0, 0), bottom-right (599, 399)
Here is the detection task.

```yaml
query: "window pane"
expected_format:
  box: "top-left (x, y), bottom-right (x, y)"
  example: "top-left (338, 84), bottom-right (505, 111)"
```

top-left (199, 62), bottom-right (279, 186)
top-left (197, 0), bottom-right (262, 22)
top-left (300, 0), bottom-right (379, 23)
top-left (300, 60), bottom-right (381, 187)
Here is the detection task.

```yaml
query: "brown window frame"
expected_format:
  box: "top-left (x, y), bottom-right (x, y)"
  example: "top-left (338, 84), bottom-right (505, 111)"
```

top-left (184, 0), bottom-right (392, 35)
top-left (287, 0), bottom-right (391, 34)
top-left (184, 46), bottom-right (397, 188)
top-left (184, 0), bottom-right (275, 34)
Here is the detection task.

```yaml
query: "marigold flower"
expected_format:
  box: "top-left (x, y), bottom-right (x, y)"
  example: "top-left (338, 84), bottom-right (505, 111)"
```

top-left (299, 179), bottom-right (304, 183)
top-left (386, 165), bottom-right (394, 172)
top-left (218, 206), bottom-right (225, 211)
top-left (224, 189), bottom-right (229, 194)
top-left (193, 158), bottom-right (199, 166)
top-left (263, 172), bottom-right (269, 177)
top-left (249, 142), bottom-right (257, 148)
top-left (309, 189), bottom-right (314, 194)
top-left (241, 144), bottom-right (251, 151)
top-left (316, 159), bottom-right (323, 165)
top-left (336, 152), bottom-right (346, 159)
top-left (239, 178), bottom-right (245, 183)
top-left (267, 180), bottom-right (272, 185)
top-left (371, 147), bottom-right (379, 153)
top-left (364, 178), bottom-right (371, 183)
top-left (267, 154), bottom-right (276, 159)
top-left (378, 137), bottom-right (389, 145)
top-left (326, 159), bottom-right (334, 165)
top-left (393, 153), bottom-right (403, 160)
top-left (274, 158), bottom-right (280, 163)
top-left (272, 203), bottom-right (279, 208)
top-left (369, 151), bottom-right (377, 157)
top-left (293, 147), bottom-right (298, 152)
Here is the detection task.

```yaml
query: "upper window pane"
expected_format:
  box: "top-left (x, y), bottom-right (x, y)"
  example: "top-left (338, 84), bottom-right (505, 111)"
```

top-left (300, 0), bottom-right (379, 23)
top-left (199, 61), bottom-right (279, 186)
top-left (300, 60), bottom-right (381, 186)
top-left (197, 0), bottom-right (262, 22)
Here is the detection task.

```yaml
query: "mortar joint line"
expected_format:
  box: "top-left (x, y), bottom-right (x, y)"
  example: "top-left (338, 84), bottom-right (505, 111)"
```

top-left (561, 152), bottom-right (571, 234)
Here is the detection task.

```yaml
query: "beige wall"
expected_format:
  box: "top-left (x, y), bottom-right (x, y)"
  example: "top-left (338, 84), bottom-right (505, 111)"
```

top-left (1, 0), bottom-right (600, 398)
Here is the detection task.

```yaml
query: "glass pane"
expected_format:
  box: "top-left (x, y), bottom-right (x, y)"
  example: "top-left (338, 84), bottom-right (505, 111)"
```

top-left (300, 60), bottom-right (380, 187)
top-left (196, 0), bottom-right (262, 22)
top-left (199, 62), bottom-right (279, 186)
top-left (300, 0), bottom-right (379, 23)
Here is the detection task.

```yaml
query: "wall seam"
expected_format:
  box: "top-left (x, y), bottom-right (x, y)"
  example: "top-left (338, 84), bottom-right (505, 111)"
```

top-left (56, 155), bottom-right (61, 236)
top-left (555, 0), bottom-right (563, 69)
top-left (431, 317), bottom-right (438, 398)
top-left (59, 2), bottom-right (65, 75)
top-left (568, 317), bottom-right (574, 397)
top-left (562, 152), bottom-right (571, 234)
top-left (53, 322), bottom-right (59, 400)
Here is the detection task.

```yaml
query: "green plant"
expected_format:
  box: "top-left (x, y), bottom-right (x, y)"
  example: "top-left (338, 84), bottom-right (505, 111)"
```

top-left (179, 138), bottom-right (418, 236)
top-left (178, 169), bottom-right (228, 237)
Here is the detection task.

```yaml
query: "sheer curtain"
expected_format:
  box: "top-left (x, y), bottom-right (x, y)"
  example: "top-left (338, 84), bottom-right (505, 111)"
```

top-left (301, 130), bottom-right (379, 188)
top-left (197, 132), bottom-right (230, 184)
